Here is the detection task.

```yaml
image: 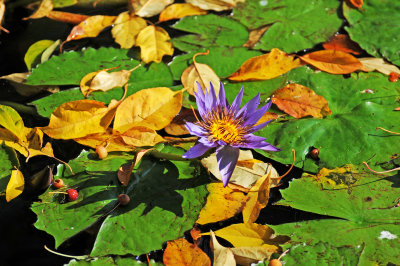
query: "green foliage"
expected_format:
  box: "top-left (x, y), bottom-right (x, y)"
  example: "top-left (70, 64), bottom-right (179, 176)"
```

top-left (29, 48), bottom-right (173, 118)
top-left (233, 0), bottom-right (342, 53)
top-left (31, 146), bottom-right (209, 255)
top-left (256, 67), bottom-right (400, 172)
top-left (271, 165), bottom-right (400, 265)
top-left (282, 242), bottom-right (363, 265)
top-left (172, 14), bottom-right (249, 52)
top-left (344, 0), bottom-right (400, 65)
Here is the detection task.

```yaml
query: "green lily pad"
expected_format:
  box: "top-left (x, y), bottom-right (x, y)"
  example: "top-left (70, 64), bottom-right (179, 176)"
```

top-left (31, 146), bottom-right (209, 255)
top-left (169, 46), bottom-right (262, 80)
top-left (233, 0), bottom-right (342, 53)
top-left (255, 67), bottom-right (400, 172)
top-left (26, 47), bottom-right (140, 85)
top-left (271, 166), bottom-right (400, 265)
top-left (29, 58), bottom-right (173, 118)
top-left (172, 14), bottom-right (249, 52)
top-left (344, 0), bottom-right (400, 66)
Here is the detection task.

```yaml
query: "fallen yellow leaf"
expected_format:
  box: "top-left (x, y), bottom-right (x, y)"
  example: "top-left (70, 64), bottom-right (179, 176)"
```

top-left (242, 171), bottom-right (271, 223)
top-left (159, 3), bottom-right (207, 22)
top-left (163, 238), bottom-right (211, 266)
top-left (196, 183), bottom-right (248, 224)
top-left (229, 48), bottom-right (300, 81)
top-left (210, 231), bottom-right (236, 266)
top-left (6, 169), bottom-right (24, 202)
top-left (112, 12), bottom-right (147, 49)
top-left (23, 0), bottom-right (53, 20)
top-left (113, 87), bottom-right (182, 132)
top-left (42, 99), bottom-right (119, 139)
top-left (132, 0), bottom-right (174, 17)
top-left (74, 129), bottom-right (136, 152)
top-left (359, 57), bottom-right (400, 75)
top-left (65, 15), bottom-right (116, 43)
top-left (119, 126), bottom-right (164, 146)
top-left (164, 108), bottom-right (197, 136)
top-left (187, 0), bottom-right (243, 11)
top-left (181, 51), bottom-right (220, 96)
top-left (202, 150), bottom-right (278, 188)
top-left (211, 223), bottom-right (279, 247)
top-left (136, 25), bottom-right (174, 63)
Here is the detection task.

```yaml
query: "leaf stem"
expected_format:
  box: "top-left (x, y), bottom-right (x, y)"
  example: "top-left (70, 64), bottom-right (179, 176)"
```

top-left (363, 161), bottom-right (400, 174)
top-left (44, 245), bottom-right (89, 260)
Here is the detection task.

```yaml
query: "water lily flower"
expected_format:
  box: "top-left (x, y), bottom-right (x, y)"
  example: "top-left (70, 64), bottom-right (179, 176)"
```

top-left (182, 82), bottom-right (280, 187)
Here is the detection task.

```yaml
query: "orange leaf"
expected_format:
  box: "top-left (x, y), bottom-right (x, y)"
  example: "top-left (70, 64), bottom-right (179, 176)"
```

top-left (164, 108), bottom-right (197, 136)
top-left (322, 34), bottom-right (363, 55)
top-left (255, 112), bottom-right (279, 126)
top-left (272, 84), bottom-right (332, 119)
top-left (196, 183), bottom-right (248, 224)
top-left (47, 11), bottom-right (89, 24)
top-left (300, 50), bottom-right (363, 74)
top-left (23, 0), bottom-right (53, 20)
top-left (42, 100), bottom-right (119, 139)
top-left (113, 87), bottom-right (182, 132)
top-left (163, 238), bottom-right (211, 266)
top-left (65, 15), bottom-right (116, 43)
top-left (348, 0), bottom-right (363, 8)
top-left (159, 3), bottom-right (207, 22)
top-left (228, 48), bottom-right (300, 81)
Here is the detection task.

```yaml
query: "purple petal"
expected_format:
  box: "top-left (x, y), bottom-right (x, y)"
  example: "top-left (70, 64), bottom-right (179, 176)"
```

top-left (198, 136), bottom-right (218, 148)
top-left (236, 134), bottom-right (280, 151)
top-left (217, 82), bottom-right (227, 109)
top-left (185, 122), bottom-right (207, 137)
top-left (205, 82), bottom-right (218, 111)
top-left (243, 101), bottom-right (272, 127)
top-left (237, 93), bottom-right (260, 119)
top-left (195, 85), bottom-right (207, 118)
top-left (182, 142), bottom-right (211, 159)
top-left (229, 86), bottom-right (244, 113)
top-left (216, 145), bottom-right (240, 187)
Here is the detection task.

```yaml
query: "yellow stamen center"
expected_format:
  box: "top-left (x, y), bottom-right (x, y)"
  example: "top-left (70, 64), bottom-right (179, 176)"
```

top-left (210, 119), bottom-right (242, 143)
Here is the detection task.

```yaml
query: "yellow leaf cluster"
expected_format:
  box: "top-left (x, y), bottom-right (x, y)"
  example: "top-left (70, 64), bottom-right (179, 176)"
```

top-left (112, 12), bottom-right (147, 49)
top-left (43, 87), bottom-right (182, 155)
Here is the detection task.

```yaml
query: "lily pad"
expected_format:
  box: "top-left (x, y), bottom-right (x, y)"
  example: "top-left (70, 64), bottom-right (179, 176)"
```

top-left (255, 67), bottom-right (400, 172)
top-left (169, 46), bottom-right (262, 80)
top-left (31, 146), bottom-right (209, 255)
top-left (344, 0), bottom-right (400, 66)
top-left (29, 61), bottom-right (173, 118)
top-left (271, 165), bottom-right (400, 265)
top-left (172, 14), bottom-right (249, 52)
top-left (233, 0), bottom-right (342, 53)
